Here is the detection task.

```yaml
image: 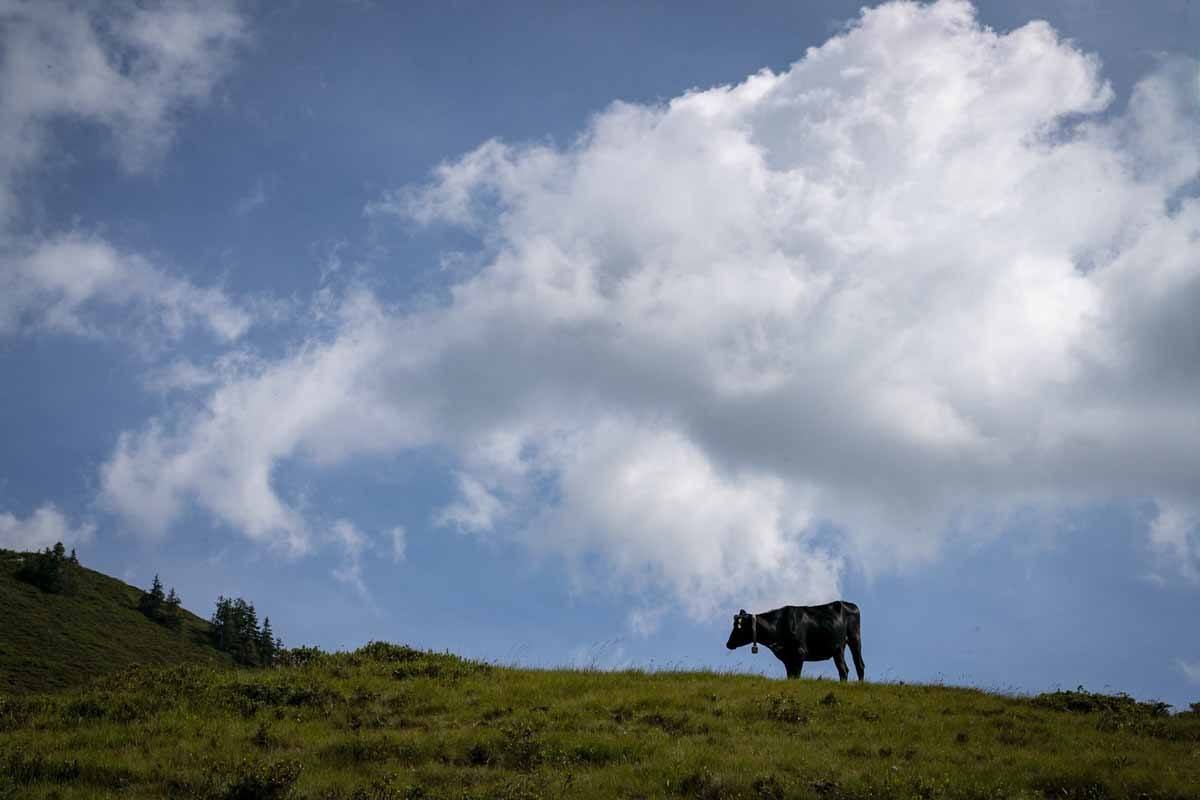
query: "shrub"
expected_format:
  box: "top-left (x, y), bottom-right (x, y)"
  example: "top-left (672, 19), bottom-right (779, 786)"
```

top-left (674, 768), bottom-right (732, 800)
top-left (228, 678), bottom-right (338, 714)
top-left (277, 645), bottom-right (327, 668)
top-left (222, 759), bottom-right (302, 800)
top-left (15, 542), bottom-right (78, 594)
top-left (764, 694), bottom-right (810, 725)
top-left (355, 641), bottom-right (424, 663)
top-left (1032, 687), bottom-right (1169, 718)
top-left (499, 722), bottom-right (545, 771)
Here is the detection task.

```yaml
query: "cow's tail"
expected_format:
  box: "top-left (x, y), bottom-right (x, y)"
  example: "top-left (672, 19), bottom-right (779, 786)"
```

top-left (844, 601), bottom-right (866, 681)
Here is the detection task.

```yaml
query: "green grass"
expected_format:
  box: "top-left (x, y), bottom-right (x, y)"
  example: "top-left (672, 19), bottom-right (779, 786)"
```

top-left (0, 548), bottom-right (230, 694)
top-left (2, 642), bottom-right (1198, 799)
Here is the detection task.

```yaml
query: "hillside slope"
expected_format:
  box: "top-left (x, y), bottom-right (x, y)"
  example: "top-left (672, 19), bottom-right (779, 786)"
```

top-left (0, 549), bottom-right (230, 694)
top-left (1, 643), bottom-right (1198, 799)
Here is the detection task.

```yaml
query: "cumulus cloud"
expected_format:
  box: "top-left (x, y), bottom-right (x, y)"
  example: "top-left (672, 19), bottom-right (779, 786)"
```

top-left (102, 1), bottom-right (1200, 614)
top-left (0, 504), bottom-right (95, 551)
top-left (0, 0), bottom-right (252, 344)
top-left (99, 290), bottom-right (424, 553)
top-left (0, 232), bottom-right (251, 342)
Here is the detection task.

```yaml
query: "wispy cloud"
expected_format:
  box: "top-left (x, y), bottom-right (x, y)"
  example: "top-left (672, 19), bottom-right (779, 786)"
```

top-left (1177, 659), bottom-right (1200, 685)
top-left (0, 233), bottom-right (253, 344)
top-left (390, 526), bottom-right (407, 563)
top-left (329, 519), bottom-right (373, 604)
top-left (234, 177), bottom-right (268, 216)
top-left (628, 606), bottom-right (667, 638)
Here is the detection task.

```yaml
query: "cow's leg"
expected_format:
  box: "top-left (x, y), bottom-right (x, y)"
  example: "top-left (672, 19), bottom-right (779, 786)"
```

top-left (848, 628), bottom-right (866, 682)
top-left (833, 647), bottom-right (850, 682)
top-left (788, 658), bottom-right (803, 680)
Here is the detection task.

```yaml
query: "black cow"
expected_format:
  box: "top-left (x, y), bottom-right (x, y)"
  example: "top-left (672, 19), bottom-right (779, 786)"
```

top-left (726, 601), bottom-right (865, 681)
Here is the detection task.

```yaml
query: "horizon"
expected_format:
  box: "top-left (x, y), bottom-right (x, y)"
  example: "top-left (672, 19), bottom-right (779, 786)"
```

top-left (2, 0), bottom-right (1199, 710)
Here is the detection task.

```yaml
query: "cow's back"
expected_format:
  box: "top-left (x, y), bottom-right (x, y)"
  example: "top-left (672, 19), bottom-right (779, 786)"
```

top-left (777, 601), bottom-right (857, 660)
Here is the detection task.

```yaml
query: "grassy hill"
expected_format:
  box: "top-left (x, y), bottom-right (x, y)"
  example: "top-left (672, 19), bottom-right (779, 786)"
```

top-left (2, 642), bottom-right (1198, 800)
top-left (0, 548), bottom-right (230, 694)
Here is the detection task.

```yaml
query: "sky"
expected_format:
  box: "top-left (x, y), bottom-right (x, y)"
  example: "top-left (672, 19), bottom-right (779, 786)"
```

top-left (1, 0), bottom-right (1199, 708)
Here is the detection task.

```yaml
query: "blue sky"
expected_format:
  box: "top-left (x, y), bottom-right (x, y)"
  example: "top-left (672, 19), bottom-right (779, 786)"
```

top-left (2, 0), bottom-right (1199, 708)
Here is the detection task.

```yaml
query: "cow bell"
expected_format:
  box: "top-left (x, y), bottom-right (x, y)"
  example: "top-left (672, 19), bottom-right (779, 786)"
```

top-left (751, 643), bottom-right (759, 654)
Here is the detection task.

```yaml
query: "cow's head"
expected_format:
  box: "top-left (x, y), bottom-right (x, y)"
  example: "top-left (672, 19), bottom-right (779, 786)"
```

top-left (726, 609), bottom-right (754, 650)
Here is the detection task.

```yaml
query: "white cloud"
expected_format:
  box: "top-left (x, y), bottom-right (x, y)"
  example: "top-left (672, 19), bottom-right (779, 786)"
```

top-left (0, 232), bottom-right (252, 342)
top-left (102, 1), bottom-right (1200, 614)
top-left (99, 290), bottom-right (423, 553)
top-left (0, 0), bottom-right (253, 345)
top-left (0, 0), bottom-right (244, 207)
top-left (1177, 659), bottom-right (1200, 685)
top-left (435, 473), bottom-right (507, 534)
top-left (0, 504), bottom-right (95, 552)
top-left (143, 349), bottom-right (268, 394)
top-left (1149, 504), bottom-right (1199, 583)
top-left (390, 526), bottom-right (407, 563)
top-left (329, 518), bottom-right (372, 602)
top-left (234, 177), bottom-right (268, 216)
top-left (628, 606), bottom-right (667, 638)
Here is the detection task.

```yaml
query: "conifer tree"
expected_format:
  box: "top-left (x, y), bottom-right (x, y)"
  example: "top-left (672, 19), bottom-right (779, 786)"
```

top-left (210, 594), bottom-right (281, 666)
top-left (211, 596), bottom-right (235, 652)
top-left (232, 599), bottom-right (261, 667)
top-left (163, 587), bottom-right (182, 630)
top-left (258, 617), bottom-right (277, 666)
top-left (139, 574), bottom-right (166, 620)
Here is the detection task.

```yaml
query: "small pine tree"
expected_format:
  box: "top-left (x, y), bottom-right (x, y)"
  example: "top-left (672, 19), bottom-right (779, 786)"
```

top-left (163, 587), bottom-right (182, 630)
top-left (258, 617), bottom-right (277, 666)
top-left (233, 599), bottom-right (261, 667)
top-left (139, 574), bottom-right (166, 620)
top-left (211, 596), bottom-right (235, 652)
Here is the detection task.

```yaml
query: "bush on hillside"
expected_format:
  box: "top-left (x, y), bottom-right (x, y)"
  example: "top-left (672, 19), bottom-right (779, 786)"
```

top-left (15, 542), bottom-right (79, 594)
top-left (275, 646), bottom-right (326, 669)
top-left (1032, 686), bottom-right (1170, 717)
top-left (138, 575), bottom-right (183, 630)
